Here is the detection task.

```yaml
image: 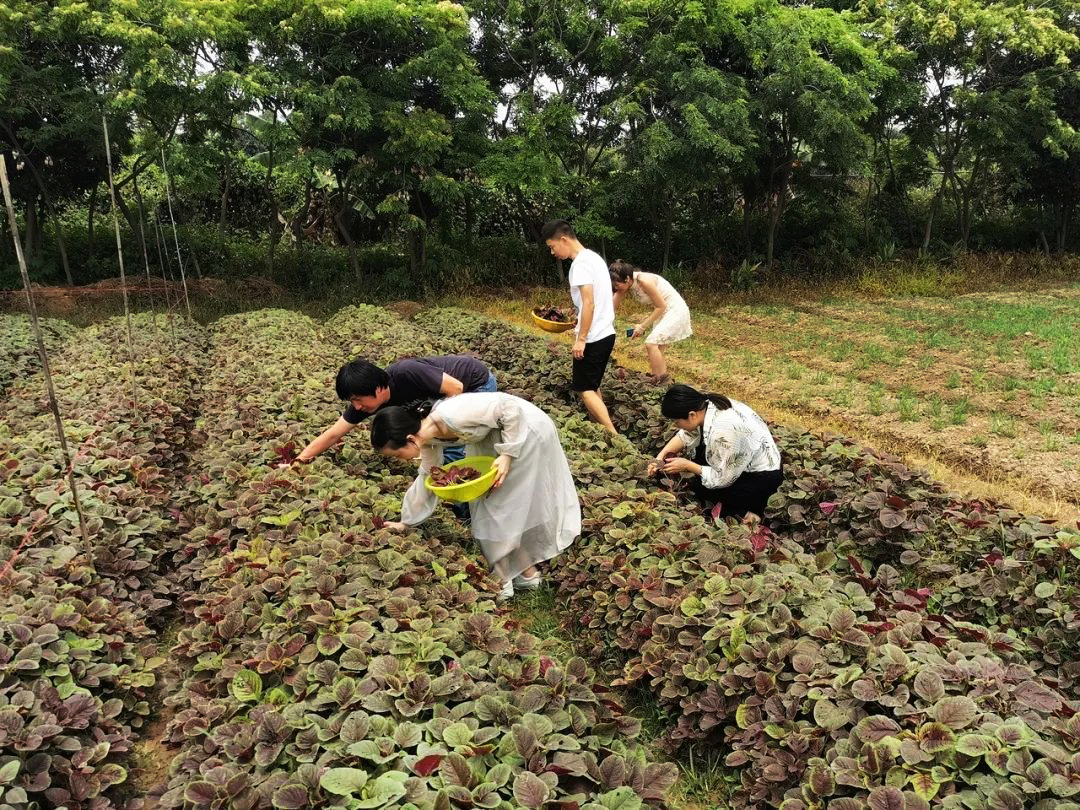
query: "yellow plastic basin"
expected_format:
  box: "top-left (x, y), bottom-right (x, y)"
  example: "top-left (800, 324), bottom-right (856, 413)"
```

top-left (531, 309), bottom-right (576, 333)
top-left (424, 456), bottom-right (498, 503)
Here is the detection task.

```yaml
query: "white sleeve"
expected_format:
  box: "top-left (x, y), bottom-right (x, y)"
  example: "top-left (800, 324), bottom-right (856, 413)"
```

top-left (492, 398), bottom-right (527, 458)
top-left (400, 444), bottom-right (442, 526)
top-left (676, 428), bottom-right (701, 453)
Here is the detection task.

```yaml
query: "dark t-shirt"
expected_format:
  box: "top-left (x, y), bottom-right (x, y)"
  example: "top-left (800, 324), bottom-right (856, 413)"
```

top-left (342, 355), bottom-right (491, 424)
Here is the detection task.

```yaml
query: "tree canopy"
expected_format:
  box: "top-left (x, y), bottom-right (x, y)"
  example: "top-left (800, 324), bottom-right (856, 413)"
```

top-left (1, 0), bottom-right (1078, 288)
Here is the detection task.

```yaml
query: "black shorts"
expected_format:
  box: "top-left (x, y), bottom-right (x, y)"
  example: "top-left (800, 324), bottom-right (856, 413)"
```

top-left (571, 334), bottom-right (616, 392)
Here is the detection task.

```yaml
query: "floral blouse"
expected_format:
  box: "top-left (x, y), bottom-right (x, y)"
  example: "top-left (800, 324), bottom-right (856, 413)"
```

top-left (676, 400), bottom-right (781, 489)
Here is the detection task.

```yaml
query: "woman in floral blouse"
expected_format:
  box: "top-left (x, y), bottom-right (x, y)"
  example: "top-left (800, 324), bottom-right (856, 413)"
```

top-left (648, 384), bottom-right (783, 518)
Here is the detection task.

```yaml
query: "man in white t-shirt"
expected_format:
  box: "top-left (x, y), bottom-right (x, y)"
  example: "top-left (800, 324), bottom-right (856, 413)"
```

top-left (541, 219), bottom-right (617, 434)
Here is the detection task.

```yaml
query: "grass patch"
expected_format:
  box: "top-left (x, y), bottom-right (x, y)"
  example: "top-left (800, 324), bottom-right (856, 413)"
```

top-left (897, 387), bottom-right (920, 422)
top-left (664, 746), bottom-right (737, 810)
top-left (990, 414), bottom-right (1017, 439)
top-left (950, 397), bottom-right (971, 426)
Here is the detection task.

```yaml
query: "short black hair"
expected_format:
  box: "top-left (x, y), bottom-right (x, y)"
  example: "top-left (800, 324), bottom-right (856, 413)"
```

top-left (541, 219), bottom-right (575, 241)
top-left (335, 359), bottom-right (390, 400)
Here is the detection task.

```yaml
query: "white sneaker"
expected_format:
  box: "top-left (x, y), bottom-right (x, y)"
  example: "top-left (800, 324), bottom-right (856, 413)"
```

top-left (513, 573), bottom-right (542, 590)
top-left (497, 581), bottom-right (515, 601)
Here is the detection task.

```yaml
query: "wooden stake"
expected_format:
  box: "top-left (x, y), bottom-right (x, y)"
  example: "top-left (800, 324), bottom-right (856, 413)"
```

top-left (101, 113), bottom-right (138, 407)
top-left (0, 155), bottom-right (92, 552)
top-left (160, 150), bottom-right (192, 319)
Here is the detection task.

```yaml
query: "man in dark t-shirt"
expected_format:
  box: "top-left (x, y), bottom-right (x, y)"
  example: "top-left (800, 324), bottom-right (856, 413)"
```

top-left (296, 355), bottom-right (496, 463)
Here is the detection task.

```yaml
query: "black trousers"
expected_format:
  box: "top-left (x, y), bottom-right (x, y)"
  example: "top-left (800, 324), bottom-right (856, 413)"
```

top-left (690, 441), bottom-right (783, 519)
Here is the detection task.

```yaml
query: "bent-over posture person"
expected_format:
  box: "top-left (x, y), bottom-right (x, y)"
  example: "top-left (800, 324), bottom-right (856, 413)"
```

top-left (649, 384), bottom-right (783, 519)
top-left (295, 355), bottom-right (496, 463)
top-left (610, 259), bottom-right (692, 384)
top-left (371, 392), bottom-right (581, 600)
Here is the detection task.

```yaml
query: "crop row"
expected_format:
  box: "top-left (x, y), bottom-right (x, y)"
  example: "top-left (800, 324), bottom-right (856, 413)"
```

top-left (0, 314), bottom-right (79, 396)
top-left (415, 307), bottom-right (1080, 808)
top-left (155, 309), bottom-right (677, 810)
top-left (0, 315), bottom-right (209, 807)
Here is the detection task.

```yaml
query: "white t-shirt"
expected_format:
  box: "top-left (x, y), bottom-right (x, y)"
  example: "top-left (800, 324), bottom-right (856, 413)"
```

top-left (568, 248), bottom-right (616, 343)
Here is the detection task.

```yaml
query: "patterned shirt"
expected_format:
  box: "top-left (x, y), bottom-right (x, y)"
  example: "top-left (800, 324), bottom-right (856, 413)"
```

top-left (676, 400), bottom-right (781, 489)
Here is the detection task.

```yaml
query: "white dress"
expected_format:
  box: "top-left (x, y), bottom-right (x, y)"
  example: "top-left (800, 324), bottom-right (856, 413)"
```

top-left (632, 271), bottom-right (692, 345)
top-left (400, 393), bottom-right (580, 582)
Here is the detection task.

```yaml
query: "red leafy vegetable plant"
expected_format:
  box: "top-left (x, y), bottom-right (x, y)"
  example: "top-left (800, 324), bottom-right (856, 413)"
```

top-left (273, 441), bottom-right (298, 465)
top-left (429, 464), bottom-right (481, 486)
top-left (534, 305), bottom-right (575, 323)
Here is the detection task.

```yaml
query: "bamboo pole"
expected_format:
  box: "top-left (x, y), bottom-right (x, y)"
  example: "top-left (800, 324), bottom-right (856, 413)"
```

top-left (131, 173), bottom-right (160, 343)
top-left (153, 213), bottom-right (179, 349)
top-left (0, 155), bottom-right (92, 552)
top-left (101, 113), bottom-right (138, 407)
top-left (160, 150), bottom-right (192, 319)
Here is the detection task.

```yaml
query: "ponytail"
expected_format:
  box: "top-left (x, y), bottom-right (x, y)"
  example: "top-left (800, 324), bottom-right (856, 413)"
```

top-left (404, 399), bottom-right (435, 419)
top-left (660, 384), bottom-right (731, 420)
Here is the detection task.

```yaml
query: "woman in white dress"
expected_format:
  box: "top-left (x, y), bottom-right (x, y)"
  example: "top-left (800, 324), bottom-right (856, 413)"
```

top-left (610, 260), bottom-right (692, 383)
top-left (371, 392), bottom-right (580, 599)
top-left (648, 384), bottom-right (783, 519)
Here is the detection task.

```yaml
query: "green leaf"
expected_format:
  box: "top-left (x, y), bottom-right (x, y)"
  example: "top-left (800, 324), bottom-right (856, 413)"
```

top-left (231, 669), bottom-right (263, 703)
top-left (443, 722), bottom-right (474, 747)
top-left (680, 596), bottom-right (705, 617)
top-left (909, 773), bottom-right (940, 801)
top-left (355, 771), bottom-right (408, 808)
top-left (595, 787), bottom-right (643, 810)
top-left (320, 767), bottom-right (370, 796)
top-left (0, 760), bottom-right (20, 785)
top-left (955, 734), bottom-right (994, 757)
top-left (1034, 581), bottom-right (1057, 599)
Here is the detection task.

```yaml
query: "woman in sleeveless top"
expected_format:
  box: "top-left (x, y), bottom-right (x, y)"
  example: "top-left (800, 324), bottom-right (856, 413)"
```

top-left (610, 260), bottom-right (692, 384)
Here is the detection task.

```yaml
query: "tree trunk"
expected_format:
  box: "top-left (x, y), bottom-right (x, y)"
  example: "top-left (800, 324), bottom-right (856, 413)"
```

top-left (921, 177), bottom-right (947, 252)
top-left (23, 194), bottom-right (37, 264)
top-left (1, 140), bottom-right (72, 282)
top-left (765, 185), bottom-right (788, 267)
top-left (292, 172), bottom-right (313, 248)
top-left (464, 192), bottom-right (474, 249)
top-left (218, 161), bottom-right (231, 243)
top-left (741, 193), bottom-right (753, 259)
top-left (661, 215), bottom-right (673, 274)
top-left (334, 206), bottom-right (361, 280)
top-left (87, 183), bottom-right (97, 257)
top-left (265, 111), bottom-right (277, 276)
top-left (407, 228), bottom-right (426, 280)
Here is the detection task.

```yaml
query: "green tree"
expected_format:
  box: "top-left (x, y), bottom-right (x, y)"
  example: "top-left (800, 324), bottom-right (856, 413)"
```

top-left (864, 0), bottom-right (1080, 249)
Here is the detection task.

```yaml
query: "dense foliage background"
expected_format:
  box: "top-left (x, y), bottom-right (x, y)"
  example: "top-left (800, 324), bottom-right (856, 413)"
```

top-left (1, 0), bottom-right (1079, 294)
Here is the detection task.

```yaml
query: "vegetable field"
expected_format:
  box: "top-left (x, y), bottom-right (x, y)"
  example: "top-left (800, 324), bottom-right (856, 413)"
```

top-left (2, 303), bottom-right (1080, 810)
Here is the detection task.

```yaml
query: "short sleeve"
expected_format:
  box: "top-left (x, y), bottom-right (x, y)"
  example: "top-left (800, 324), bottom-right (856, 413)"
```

top-left (390, 359), bottom-right (445, 401)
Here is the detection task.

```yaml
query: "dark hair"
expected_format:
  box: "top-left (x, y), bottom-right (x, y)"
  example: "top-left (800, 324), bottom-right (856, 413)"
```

top-left (540, 219), bottom-right (575, 241)
top-left (660, 384), bottom-right (731, 419)
top-left (335, 359), bottom-right (389, 400)
top-left (609, 259), bottom-right (640, 285)
top-left (369, 400), bottom-right (434, 451)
